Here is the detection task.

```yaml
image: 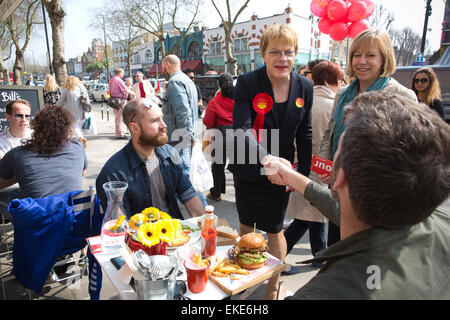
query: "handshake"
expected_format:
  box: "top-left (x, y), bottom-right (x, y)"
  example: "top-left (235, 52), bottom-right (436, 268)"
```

top-left (261, 155), bottom-right (331, 194)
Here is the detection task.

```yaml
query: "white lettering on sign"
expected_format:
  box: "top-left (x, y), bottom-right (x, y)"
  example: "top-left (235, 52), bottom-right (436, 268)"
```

top-left (1, 91), bottom-right (21, 102)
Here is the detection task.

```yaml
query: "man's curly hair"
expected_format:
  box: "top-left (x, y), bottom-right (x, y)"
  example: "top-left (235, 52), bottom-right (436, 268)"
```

top-left (23, 106), bottom-right (74, 155)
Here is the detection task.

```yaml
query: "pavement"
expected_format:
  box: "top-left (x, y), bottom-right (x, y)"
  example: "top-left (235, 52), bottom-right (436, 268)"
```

top-left (0, 101), bottom-right (320, 300)
top-left (2, 101), bottom-right (449, 301)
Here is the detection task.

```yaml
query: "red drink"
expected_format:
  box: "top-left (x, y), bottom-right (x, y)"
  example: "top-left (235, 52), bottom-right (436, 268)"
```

top-left (184, 259), bottom-right (209, 293)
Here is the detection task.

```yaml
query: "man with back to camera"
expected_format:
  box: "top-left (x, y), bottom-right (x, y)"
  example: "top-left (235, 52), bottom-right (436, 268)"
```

top-left (185, 69), bottom-right (204, 115)
top-left (264, 91), bottom-right (450, 299)
top-left (161, 54), bottom-right (207, 206)
top-left (95, 98), bottom-right (204, 219)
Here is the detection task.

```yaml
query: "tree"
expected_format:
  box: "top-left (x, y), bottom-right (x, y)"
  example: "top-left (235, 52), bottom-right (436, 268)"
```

top-left (0, 23), bottom-right (13, 84)
top-left (368, 3), bottom-right (395, 30)
top-left (42, 0), bottom-right (68, 87)
top-left (210, 0), bottom-right (251, 75)
top-left (122, 0), bottom-right (201, 58)
top-left (4, 0), bottom-right (41, 85)
top-left (90, 4), bottom-right (143, 77)
top-left (389, 27), bottom-right (424, 66)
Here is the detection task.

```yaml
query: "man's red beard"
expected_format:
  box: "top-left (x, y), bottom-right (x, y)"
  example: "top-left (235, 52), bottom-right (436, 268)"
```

top-left (138, 128), bottom-right (168, 147)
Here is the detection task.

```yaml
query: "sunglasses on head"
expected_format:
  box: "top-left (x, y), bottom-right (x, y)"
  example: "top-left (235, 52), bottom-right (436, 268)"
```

top-left (414, 78), bottom-right (429, 84)
top-left (13, 113), bottom-right (31, 120)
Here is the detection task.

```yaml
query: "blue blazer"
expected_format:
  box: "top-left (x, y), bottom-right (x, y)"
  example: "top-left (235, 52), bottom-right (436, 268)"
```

top-left (228, 66), bottom-right (313, 184)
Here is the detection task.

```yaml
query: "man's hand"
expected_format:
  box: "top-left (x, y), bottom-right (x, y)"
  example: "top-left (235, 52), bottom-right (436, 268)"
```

top-left (263, 156), bottom-right (293, 186)
top-left (318, 173), bottom-right (331, 185)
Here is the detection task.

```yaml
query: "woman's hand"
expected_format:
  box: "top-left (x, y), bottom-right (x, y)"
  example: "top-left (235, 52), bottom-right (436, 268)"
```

top-left (263, 156), bottom-right (293, 186)
top-left (318, 173), bottom-right (331, 185)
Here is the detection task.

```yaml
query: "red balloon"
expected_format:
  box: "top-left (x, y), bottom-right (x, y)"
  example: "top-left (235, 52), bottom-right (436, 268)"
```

top-left (329, 21), bottom-right (349, 41)
top-left (348, 20), bottom-right (370, 38)
top-left (347, 1), bottom-right (368, 22)
top-left (310, 0), bottom-right (330, 18)
top-left (318, 17), bottom-right (333, 34)
top-left (361, 0), bottom-right (375, 19)
top-left (327, 0), bottom-right (349, 21)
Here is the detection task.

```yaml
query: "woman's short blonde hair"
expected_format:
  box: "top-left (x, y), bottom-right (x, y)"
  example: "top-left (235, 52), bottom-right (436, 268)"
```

top-left (64, 75), bottom-right (81, 91)
top-left (43, 74), bottom-right (59, 92)
top-left (346, 29), bottom-right (396, 78)
top-left (260, 24), bottom-right (298, 56)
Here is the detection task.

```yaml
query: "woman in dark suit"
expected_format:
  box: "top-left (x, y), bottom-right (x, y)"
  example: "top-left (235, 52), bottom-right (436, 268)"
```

top-left (228, 24), bottom-right (313, 299)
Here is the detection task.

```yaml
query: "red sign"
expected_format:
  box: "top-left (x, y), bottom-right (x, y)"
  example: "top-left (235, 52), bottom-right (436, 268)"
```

top-left (310, 155), bottom-right (333, 176)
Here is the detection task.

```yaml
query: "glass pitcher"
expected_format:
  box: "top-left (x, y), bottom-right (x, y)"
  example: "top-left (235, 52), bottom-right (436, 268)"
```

top-left (101, 181), bottom-right (129, 251)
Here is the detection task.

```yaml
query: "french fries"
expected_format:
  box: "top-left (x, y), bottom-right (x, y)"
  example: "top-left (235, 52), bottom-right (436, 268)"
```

top-left (208, 257), bottom-right (250, 278)
top-left (192, 254), bottom-right (211, 267)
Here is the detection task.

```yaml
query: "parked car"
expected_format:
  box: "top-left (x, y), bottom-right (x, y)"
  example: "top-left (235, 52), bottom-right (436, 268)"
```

top-left (87, 83), bottom-right (97, 99)
top-left (92, 83), bottom-right (109, 102)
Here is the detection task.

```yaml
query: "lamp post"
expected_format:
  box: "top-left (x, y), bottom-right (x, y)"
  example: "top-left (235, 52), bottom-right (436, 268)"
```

top-left (421, 0), bottom-right (432, 53)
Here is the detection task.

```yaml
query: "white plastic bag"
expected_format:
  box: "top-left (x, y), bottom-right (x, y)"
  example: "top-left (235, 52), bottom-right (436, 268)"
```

top-left (189, 142), bottom-right (213, 193)
top-left (82, 112), bottom-right (98, 135)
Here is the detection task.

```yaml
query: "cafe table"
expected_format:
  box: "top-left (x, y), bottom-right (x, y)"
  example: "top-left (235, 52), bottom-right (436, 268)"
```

top-left (89, 217), bottom-right (285, 300)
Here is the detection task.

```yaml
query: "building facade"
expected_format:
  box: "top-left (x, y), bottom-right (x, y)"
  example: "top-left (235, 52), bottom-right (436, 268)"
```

top-left (202, 6), bottom-right (331, 74)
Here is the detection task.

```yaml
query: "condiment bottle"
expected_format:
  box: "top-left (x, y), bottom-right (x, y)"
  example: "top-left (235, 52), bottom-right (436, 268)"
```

top-left (201, 205), bottom-right (216, 258)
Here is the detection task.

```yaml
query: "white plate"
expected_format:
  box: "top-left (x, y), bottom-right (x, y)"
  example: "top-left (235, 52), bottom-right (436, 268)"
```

top-left (167, 219), bottom-right (201, 250)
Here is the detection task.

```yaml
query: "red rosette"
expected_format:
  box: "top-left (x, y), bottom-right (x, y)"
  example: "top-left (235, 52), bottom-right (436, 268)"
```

top-left (252, 92), bottom-right (273, 142)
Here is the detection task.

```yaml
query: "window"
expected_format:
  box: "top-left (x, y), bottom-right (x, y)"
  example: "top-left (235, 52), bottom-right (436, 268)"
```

top-left (233, 37), bottom-right (248, 52)
top-left (145, 50), bottom-right (153, 62)
top-left (209, 41), bottom-right (222, 55)
top-left (188, 42), bottom-right (200, 57)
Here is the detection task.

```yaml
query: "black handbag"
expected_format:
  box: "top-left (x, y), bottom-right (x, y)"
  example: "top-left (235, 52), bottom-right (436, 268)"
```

top-left (106, 97), bottom-right (122, 110)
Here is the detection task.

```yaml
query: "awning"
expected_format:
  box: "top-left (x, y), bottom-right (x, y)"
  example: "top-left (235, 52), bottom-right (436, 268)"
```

top-left (148, 64), bottom-right (163, 76)
top-left (181, 59), bottom-right (202, 72)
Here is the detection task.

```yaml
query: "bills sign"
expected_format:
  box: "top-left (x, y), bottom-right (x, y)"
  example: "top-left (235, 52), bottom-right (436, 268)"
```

top-left (310, 155), bottom-right (333, 176)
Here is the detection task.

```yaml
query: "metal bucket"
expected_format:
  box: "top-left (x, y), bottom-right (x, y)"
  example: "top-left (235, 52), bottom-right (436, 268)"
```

top-left (134, 255), bottom-right (178, 300)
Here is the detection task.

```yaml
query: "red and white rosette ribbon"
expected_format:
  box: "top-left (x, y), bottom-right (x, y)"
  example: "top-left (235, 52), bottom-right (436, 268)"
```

top-left (252, 93), bottom-right (273, 142)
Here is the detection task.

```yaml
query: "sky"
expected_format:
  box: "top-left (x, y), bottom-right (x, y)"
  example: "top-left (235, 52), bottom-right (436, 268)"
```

top-left (21, 0), bottom-right (447, 66)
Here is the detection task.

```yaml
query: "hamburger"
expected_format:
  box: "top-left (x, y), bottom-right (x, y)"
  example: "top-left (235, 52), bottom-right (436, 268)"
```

top-left (233, 232), bottom-right (268, 269)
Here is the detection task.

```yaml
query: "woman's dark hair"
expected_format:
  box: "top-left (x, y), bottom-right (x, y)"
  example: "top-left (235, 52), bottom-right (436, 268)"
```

top-left (23, 106), bottom-right (74, 155)
top-left (218, 73), bottom-right (234, 99)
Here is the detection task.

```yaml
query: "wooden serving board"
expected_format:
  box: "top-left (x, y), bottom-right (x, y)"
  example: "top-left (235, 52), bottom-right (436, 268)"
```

top-left (197, 217), bottom-right (237, 246)
top-left (208, 252), bottom-right (285, 296)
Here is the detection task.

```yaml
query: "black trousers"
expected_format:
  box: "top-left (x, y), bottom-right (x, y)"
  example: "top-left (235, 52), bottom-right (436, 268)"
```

top-left (210, 162), bottom-right (226, 197)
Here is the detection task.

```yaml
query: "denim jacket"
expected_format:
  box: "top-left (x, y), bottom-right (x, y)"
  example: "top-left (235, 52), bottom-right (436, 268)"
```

top-left (96, 141), bottom-right (197, 219)
top-left (162, 71), bottom-right (199, 144)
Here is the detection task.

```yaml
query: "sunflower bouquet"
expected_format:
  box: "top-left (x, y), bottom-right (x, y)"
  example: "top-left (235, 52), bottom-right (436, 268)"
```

top-left (126, 207), bottom-right (181, 256)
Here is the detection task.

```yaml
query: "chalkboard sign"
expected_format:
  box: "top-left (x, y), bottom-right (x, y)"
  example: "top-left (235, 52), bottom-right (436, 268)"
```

top-left (0, 85), bottom-right (43, 132)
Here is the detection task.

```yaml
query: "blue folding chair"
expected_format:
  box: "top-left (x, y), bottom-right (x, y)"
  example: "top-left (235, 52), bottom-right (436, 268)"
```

top-left (4, 187), bottom-right (103, 299)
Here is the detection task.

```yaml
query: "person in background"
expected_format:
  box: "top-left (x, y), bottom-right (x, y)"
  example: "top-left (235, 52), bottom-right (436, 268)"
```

top-left (43, 74), bottom-right (61, 107)
top-left (125, 77), bottom-right (134, 102)
top-left (96, 98), bottom-right (204, 219)
top-left (132, 71), bottom-right (155, 99)
top-left (0, 100), bottom-right (33, 160)
top-left (202, 72), bottom-right (235, 202)
top-left (303, 59), bottom-right (326, 81)
top-left (185, 69), bottom-right (204, 116)
top-left (297, 65), bottom-right (306, 76)
top-left (318, 29), bottom-right (417, 247)
top-left (410, 67), bottom-right (445, 120)
top-left (283, 61), bottom-right (344, 275)
top-left (25, 75), bottom-right (35, 86)
top-left (108, 68), bottom-right (136, 139)
top-left (56, 76), bottom-right (88, 146)
top-left (265, 91), bottom-right (450, 299)
top-left (0, 105), bottom-right (87, 198)
top-left (229, 24), bottom-right (313, 300)
top-left (161, 55), bottom-right (207, 207)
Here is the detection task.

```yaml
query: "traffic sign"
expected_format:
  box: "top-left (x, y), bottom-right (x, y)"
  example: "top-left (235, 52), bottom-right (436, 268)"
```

top-left (412, 61), bottom-right (427, 66)
top-left (416, 52), bottom-right (425, 62)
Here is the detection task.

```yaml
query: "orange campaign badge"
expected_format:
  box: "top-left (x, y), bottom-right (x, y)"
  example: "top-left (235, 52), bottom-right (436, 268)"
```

top-left (296, 98), bottom-right (304, 108)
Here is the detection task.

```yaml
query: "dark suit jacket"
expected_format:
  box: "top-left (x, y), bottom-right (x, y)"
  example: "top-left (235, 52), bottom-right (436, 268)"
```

top-left (228, 66), bottom-right (313, 184)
